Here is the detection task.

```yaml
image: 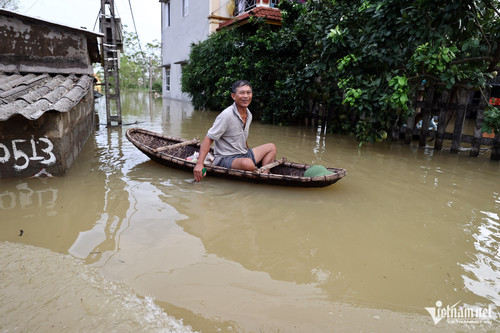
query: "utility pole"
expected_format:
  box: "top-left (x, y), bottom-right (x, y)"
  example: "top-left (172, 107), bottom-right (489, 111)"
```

top-left (99, 0), bottom-right (122, 126)
top-left (149, 57), bottom-right (153, 93)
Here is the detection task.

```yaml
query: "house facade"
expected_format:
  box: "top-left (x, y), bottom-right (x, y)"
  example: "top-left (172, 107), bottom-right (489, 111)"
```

top-left (159, 0), bottom-right (281, 102)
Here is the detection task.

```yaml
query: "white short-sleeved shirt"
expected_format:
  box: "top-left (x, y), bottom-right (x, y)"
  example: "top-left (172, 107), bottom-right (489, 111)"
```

top-left (206, 103), bottom-right (252, 157)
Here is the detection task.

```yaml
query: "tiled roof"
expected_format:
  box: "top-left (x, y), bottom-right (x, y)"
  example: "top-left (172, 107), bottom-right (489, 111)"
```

top-left (0, 73), bottom-right (93, 121)
top-left (218, 7), bottom-right (282, 30)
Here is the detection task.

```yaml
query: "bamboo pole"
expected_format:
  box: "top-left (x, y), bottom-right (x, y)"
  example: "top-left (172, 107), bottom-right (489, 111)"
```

top-left (153, 138), bottom-right (199, 153)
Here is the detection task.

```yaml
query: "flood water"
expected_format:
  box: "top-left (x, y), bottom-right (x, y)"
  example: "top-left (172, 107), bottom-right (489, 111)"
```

top-left (1, 91), bottom-right (499, 332)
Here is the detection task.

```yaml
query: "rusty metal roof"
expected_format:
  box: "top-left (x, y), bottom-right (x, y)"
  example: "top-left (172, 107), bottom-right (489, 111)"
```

top-left (0, 73), bottom-right (93, 121)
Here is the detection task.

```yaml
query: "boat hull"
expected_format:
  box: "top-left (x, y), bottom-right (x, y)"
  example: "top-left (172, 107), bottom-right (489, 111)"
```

top-left (126, 128), bottom-right (347, 187)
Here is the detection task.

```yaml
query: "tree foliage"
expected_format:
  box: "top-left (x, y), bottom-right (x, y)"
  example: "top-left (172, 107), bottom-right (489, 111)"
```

top-left (0, 0), bottom-right (19, 10)
top-left (181, 0), bottom-right (500, 142)
top-left (118, 27), bottom-right (162, 91)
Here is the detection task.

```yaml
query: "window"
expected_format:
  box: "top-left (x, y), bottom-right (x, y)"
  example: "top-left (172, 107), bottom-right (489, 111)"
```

top-left (166, 69), bottom-right (170, 92)
top-left (182, 0), bottom-right (188, 17)
top-left (166, 1), bottom-right (170, 26)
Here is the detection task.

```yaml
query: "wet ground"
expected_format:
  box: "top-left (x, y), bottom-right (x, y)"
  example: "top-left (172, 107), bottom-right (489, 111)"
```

top-left (1, 92), bottom-right (499, 332)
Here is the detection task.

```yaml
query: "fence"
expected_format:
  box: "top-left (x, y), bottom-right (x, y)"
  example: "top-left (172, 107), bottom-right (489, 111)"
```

top-left (392, 86), bottom-right (500, 161)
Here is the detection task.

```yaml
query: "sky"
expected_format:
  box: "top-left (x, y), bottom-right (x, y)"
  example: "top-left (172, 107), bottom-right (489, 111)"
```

top-left (16, 0), bottom-right (161, 44)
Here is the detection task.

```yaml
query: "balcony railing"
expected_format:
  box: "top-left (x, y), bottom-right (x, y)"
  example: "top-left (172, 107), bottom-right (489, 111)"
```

top-left (234, 0), bottom-right (281, 15)
top-left (236, 0), bottom-right (256, 14)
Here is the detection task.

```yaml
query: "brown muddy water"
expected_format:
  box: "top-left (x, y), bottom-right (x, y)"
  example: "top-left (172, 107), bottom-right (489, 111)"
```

top-left (1, 92), bottom-right (499, 332)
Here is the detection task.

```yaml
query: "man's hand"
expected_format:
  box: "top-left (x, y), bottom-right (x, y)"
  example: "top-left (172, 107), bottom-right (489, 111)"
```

top-left (193, 136), bottom-right (213, 182)
top-left (193, 163), bottom-right (205, 182)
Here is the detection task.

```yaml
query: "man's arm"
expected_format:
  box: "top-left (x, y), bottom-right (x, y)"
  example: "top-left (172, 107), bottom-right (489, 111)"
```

top-left (193, 136), bottom-right (213, 182)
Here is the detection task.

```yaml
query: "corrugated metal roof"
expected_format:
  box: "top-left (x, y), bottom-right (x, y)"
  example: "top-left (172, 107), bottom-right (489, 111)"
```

top-left (0, 73), bottom-right (93, 121)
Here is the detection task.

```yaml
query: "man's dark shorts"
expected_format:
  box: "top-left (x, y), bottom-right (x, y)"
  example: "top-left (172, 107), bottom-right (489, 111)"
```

top-left (213, 149), bottom-right (256, 169)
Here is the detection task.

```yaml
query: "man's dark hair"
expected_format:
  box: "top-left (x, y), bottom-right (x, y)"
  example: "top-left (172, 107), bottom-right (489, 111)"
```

top-left (231, 80), bottom-right (252, 93)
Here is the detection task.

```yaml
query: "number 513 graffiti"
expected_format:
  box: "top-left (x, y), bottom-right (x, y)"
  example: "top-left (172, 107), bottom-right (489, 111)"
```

top-left (0, 137), bottom-right (56, 171)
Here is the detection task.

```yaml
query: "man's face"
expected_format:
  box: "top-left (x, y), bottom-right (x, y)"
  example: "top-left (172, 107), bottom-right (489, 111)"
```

top-left (231, 85), bottom-right (252, 109)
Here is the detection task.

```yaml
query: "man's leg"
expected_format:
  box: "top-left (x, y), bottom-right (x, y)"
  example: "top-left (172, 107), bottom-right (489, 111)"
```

top-left (252, 143), bottom-right (277, 166)
top-left (230, 143), bottom-right (276, 171)
top-left (230, 157), bottom-right (256, 171)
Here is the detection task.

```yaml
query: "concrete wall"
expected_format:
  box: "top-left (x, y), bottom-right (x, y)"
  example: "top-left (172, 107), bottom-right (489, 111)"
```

top-left (0, 89), bottom-right (95, 178)
top-left (0, 9), bottom-right (101, 75)
top-left (0, 10), bottom-right (101, 178)
top-left (161, 0), bottom-right (233, 101)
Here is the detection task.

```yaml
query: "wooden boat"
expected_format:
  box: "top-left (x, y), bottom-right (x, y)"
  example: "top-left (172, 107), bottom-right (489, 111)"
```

top-left (126, 128), bottom-right (347, 187)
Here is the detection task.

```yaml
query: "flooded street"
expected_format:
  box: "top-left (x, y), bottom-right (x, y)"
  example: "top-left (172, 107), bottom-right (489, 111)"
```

top-left (1, 92), bottom-right (499, 332)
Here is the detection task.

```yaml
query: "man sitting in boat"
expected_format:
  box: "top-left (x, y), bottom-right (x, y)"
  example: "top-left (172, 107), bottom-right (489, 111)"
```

top-left (193, 80), bottom-right (277, 181)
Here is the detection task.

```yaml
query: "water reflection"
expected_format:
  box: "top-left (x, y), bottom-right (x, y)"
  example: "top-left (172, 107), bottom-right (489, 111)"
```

top-left (1, 91), bottom-right (499, 332)
top-left (70, 127), bottom-right (131, 264)
top-left (0, 133), bottom-right (105, 252)
top-left (313, 124), bottom-right (328, 158)
top-left (162, 98), bottom-right (195, 126)
top-left (0, 183), bottom-right (57, 212)
top-left (461, 195), bottom-right (500, 307)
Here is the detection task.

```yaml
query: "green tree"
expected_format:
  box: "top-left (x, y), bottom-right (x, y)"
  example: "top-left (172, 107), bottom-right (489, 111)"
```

top-left (119, 53), bottom-right (144, 89)
top-left (0, 0), bottom-right (19, 10)
top-left (182, 0), bottom-right (500, 142)
top-left (119, 27), bottom-right (161, 91)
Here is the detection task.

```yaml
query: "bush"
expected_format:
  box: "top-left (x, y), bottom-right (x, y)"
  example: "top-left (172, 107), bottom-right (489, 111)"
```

top-left (182, 0), bottom-right (500, 143)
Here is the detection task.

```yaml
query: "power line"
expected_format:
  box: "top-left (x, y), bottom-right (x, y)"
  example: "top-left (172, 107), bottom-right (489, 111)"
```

top-left (210, 0), bottom-right (232, 16)
top-left (127, 0), bottom-right (145, 59)
top-left (23, 0), bottom-right (42, 14)
top-left (93, 9), bottom-right (100, 31)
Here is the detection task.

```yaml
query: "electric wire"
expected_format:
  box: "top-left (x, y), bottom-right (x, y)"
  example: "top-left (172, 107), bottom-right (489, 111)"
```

top-left (127, 0), bottom-right (146, 61)
top-left (23, 0), bottom-right (42, 14)
top-left (210, 0), bottom-right (232, 16)
top-left (93, 9), bottom-right (100, 31)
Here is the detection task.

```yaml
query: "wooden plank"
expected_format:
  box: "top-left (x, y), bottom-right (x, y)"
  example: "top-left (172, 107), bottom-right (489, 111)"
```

top-left (391, 117), bottom-right (400, 141)
top-left (405, 93), bottom-right (419, 144)
top-left (153, 138), bottom-right (199, 153)
top-left (419, 87), bottom-right (434, 147)
top-left (257, 158), bottom-right (287, 173)
top-left (450, 89), bottom-right (468, 153)
top-left (471, 89), bottom-right (488, 157)
top-left (434, 91), bottom-right (449, 150)
top-left (492, 134), bottom-right (500, 160)
top-left (405, 114), bottom-right (416, 144)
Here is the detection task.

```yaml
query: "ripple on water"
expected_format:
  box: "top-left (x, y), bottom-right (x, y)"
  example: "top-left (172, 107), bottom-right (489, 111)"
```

top-left (461, 210), bottom-right (500, 307)
top-left (0, 241), bottom-right (196, 332)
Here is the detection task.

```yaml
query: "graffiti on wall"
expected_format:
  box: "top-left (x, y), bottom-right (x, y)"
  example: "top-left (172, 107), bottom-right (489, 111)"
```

top-left (0, 136), bottom-right (56, 171)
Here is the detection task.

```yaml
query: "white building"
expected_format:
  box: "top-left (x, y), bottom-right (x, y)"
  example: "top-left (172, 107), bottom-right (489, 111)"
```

top-left (159, 0), bottom-right (281, 102)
